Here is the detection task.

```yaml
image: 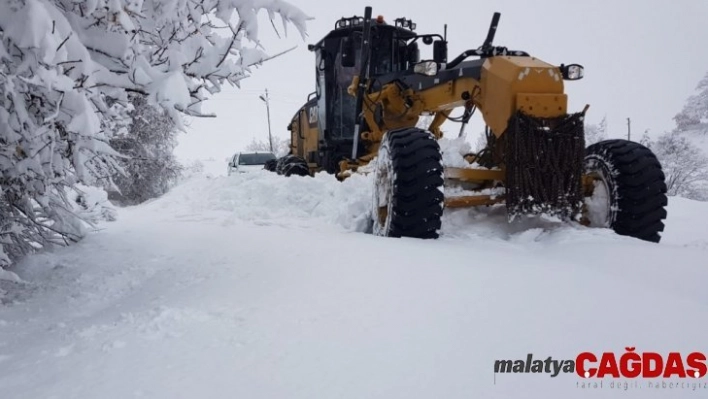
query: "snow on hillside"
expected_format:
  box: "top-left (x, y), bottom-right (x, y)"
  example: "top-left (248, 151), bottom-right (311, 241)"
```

top-left (1, 171), bottom-right (707, 399)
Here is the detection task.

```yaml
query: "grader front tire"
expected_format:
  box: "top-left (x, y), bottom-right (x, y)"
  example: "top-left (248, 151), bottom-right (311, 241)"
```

top-left (372, 128), bottom-right (444, 239)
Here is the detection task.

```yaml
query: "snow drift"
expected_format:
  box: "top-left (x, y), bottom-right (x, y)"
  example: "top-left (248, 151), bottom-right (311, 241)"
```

top-left (147, 170), bottom-right (374, 232)
top-left (0, 169), bottom-right (706, 399)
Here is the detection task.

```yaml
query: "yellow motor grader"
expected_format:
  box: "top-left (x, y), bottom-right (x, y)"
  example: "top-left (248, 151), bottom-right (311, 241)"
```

top-left (271, 6), bottom-right (668, 242)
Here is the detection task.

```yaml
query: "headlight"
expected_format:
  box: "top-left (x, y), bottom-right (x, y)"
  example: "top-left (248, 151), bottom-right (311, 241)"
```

top-left (413, 61), bottom-right (438, 76)
top-left (560, 63), bottom-right (584, 80)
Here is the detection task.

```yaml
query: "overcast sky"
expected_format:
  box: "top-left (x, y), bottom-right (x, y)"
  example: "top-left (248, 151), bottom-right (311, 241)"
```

top-left (175, 0), bottom-right (708, 162)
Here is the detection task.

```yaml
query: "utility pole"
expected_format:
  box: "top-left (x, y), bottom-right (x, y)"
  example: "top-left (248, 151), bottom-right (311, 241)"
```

top-left (259, 89), bottom-right (274, 152)
top-left (627, 117), bottom-right (631, 141)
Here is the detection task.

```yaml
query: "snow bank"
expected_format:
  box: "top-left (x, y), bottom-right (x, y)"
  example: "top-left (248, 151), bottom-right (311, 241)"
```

top-left (149, 167), bottom-right (700, 246)
top-left (659, 196), bottom-right (708, 249)
top-left (144, 171), bottom-right (373, 233)
top-left (0, 164), bottom-right (706, 399)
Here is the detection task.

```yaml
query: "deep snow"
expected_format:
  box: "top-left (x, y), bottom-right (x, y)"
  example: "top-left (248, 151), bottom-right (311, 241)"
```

top-left (1, 170), bottom-right (707, 399)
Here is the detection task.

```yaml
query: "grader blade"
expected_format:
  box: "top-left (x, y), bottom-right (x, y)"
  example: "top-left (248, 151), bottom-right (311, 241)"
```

top-left (504, 111), bottom-right (586, 221)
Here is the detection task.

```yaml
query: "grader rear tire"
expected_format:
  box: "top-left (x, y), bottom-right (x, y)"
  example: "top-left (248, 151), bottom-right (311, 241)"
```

top-left (584, 139), bottom-right (668, 243)
top-left (372, 128), bottom-right (444, 239)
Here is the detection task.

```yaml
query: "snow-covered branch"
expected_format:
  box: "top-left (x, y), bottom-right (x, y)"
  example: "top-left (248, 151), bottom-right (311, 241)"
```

top-left (0, 0), bottom-right (311, 267)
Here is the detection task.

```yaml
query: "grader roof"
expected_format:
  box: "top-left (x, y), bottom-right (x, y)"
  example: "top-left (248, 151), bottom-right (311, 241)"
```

top-left (310, 15), bottom-right (418, 49)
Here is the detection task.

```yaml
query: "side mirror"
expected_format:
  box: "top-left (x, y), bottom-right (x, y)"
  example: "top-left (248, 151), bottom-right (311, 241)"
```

top-left (341, 37), bottom-right (356, 67)
top-left (433, 40), bottom-right (447, 64)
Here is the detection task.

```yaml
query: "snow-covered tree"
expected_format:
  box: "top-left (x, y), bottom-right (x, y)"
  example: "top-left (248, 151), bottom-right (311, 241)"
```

top-left (645, 71), bottom-right (708, 201)
top-left (639, 130), bottom-right (653, 149)
top-left (0, 0), bottom-right (310, 267)
top-left (108, 94), bottom-right (183, 205)
top-left (598, 117), bottom-right (607, 137)
top-left (674, 71), bottom-right (708, 133)
top-left (246, 135), bottom-right (290, 157)
top-left (649, 132), bottom-right (708, 200)
top-left (585, 117), bottom-right (607, 145)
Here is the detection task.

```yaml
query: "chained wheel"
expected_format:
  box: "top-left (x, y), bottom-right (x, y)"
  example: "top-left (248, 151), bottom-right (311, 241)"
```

top-left (371, 128), bottom-right (444, 239)
top-left (584, 139), bottom-right (668, 243)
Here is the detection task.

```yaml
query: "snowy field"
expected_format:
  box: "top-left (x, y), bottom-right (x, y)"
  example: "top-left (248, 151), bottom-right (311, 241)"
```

top-left (1, 170), bottom-right (707, 398)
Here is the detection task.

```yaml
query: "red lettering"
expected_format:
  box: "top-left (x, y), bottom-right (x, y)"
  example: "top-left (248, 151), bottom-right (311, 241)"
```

top-left (597, 352), bottom-right (621, 378)
top-left (620, 347), bottom-right (642, 378)
top-left (663, 352), bottom-right (687, 378)
top-left (576, 352), bottom-right (597, 378)
top-left (687, 352), bottom-right (707, 378)
top-left (642, 352), bottom-right (663, 378)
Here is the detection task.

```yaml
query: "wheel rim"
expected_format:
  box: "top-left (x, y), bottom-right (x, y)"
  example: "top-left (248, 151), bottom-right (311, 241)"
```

top-left (584, 171), bottom-right (612, 227)
top-left (372, 140), bottom-right (394, 236)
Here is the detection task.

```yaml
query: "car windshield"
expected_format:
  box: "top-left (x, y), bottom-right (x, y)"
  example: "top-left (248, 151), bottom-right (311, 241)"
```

top-left (239, 153), bottom-right (276, 165)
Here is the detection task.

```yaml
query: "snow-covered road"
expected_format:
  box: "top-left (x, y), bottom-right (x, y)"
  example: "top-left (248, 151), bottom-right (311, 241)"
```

top-left (1, 171), bottom-right (707, 398)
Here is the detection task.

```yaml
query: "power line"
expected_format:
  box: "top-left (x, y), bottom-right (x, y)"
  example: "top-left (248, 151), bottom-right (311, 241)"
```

top-left (259, 89), bottom-right (274, 152)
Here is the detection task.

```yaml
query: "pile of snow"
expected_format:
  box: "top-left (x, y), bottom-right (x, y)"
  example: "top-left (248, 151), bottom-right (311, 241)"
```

top-left (69, 184), bottom-right (117, 224)
top-left (146, 171), bottom-right (373, 233)
top-left (0, 167), bottom-right (706, 399)
top-left (150, 167), bottom-right (697, 247)
top-left (439, 137), bottom-right (474, 167)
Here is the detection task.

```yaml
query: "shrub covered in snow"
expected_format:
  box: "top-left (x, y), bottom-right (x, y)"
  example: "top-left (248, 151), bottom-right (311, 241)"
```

top-left (108, 94), bottom-right (183, 205)
top-left (70, 184), bottom-right (117, 224)
top-left (181, 160), bottom-right (206, 178)
top-left (0, 0), bottom-right (310, 267)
